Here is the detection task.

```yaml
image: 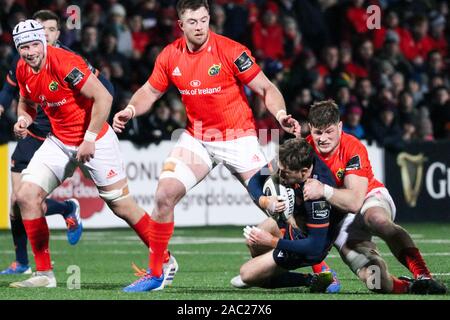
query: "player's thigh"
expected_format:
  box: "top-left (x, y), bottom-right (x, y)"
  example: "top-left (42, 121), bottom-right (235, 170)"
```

top-left (159, 132), bottom-right (213, 195)
top-left (361, 188), bottom-right (397, 227)
top-left (21, 137), bottom-right (73, 196)
top-left (81, 127), bottom-right (127, 187)
top-left (240, 250), bottom-right (285, 284)
top-left (207, 135), bottom-right (267, 183)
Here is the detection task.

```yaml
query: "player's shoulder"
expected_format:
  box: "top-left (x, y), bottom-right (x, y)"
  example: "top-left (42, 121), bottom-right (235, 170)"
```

top-left (211, 32), bottom-right (248, 55)
top-left (340, 132), bottom-right (366, 153)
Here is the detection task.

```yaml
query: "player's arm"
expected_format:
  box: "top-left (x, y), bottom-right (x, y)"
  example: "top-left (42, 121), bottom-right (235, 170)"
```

top-left (112, 83), bottom-right (164, 133)
top-left (247, 162), bottom-right (287, 215)
top-left (303, 175), bottom-right (368, 213)
top-left (80, 73), bottom-right (113, 135)
top-left (245, 222), bottom-right (329, 257)
top-left (246, 72), bottom-right (300, 136)
top-left (14, 95), bottom-right (37, 139)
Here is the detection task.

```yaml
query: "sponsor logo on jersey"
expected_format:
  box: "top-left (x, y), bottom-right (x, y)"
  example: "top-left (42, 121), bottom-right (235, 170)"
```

top-left (234, 51), bottom-right (254, 72)
top-left (172, 66), bottom-right (182, 76)
top-left (49, 81), bottom-right (58, 91)
top-left (39, 95), bottom-right (67, 108)
top-left (64, 67), bottom-right (85, 87)
top-left (208, 63), bottom-right (221, 76)
top-left (336, 168), bottom-right (345, 180)
top-left (346, 155), bottom-right (361, 171)
top-left (190, 80), bottom-right (201, 87)
top-left (312, 201), bottom-right (330, 219)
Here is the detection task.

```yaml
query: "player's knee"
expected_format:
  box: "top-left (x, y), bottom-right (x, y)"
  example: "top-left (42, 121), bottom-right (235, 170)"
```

top-left (240, 265), bottom-right (257, 285)
top-left (15, 185), bottom-right (41, 211)
top-left (154, 183), bottom-right (183, 213)
top-left (365, 210), bottom-right (394, 236)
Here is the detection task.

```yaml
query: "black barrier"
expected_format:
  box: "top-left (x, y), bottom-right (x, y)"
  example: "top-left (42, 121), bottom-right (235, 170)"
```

top-left (385, 140), bottom-right (450, 222)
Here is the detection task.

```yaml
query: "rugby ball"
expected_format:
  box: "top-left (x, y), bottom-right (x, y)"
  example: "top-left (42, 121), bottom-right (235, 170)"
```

top-left (262, 176), bottom-right (295, 221)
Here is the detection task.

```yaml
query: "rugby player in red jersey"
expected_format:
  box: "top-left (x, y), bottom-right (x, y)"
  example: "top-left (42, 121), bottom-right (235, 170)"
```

top-left (9, 19), bottom-right (164, 288)
top-left (113, 0), bottom-right (305, 292)
top-left (300, 100), bottom-right (446, 294)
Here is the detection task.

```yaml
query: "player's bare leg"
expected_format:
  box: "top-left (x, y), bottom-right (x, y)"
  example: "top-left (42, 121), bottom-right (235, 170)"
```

top-left (363, 207), bottom-right (431, 278)
top-left (98, 177), bottom-right (146, 225)
top-left (339, 240), bottom-right (397, 293)
top-left (10, 181), bottom-right (56, 288)
top-left (124, 147), bottom-right (211, 292)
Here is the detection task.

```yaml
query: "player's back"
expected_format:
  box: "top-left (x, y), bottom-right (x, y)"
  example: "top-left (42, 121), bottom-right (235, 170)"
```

top-left (292, 155), bottom-right (344, 248)
top-left (148, 32), bottom-right (262, 140)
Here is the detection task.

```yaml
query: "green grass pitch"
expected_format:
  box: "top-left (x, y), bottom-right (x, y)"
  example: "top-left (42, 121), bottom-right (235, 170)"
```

top-left (0, 223), bottom-right (449, 300)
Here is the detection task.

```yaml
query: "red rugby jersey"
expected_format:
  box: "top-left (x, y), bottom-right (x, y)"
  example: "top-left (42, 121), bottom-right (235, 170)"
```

top-left (16, 45), bottom-right (108, 146)
top-left (306, 133), bottom-right (384, 193)
top-left (148, 31), bottom-right (261, 141)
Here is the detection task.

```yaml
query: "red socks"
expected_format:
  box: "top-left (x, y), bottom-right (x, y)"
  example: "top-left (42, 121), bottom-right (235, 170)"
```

top-left (312, 261), bottom-right (330, 273)
top-left (132, 214), bottom-right (152, 247)
top-left (148, 217), bottom-right (174, 277)
top-left (132, 214), bottom-right (170, 263)
top-left (22, 217), bottom-right (52, 271)
top-left (398, 247), bottom-right (431, 278)
top-left (391, 276), bottom-right (411, 294)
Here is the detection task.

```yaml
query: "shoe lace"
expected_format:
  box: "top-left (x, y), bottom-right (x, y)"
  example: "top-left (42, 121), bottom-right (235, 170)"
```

top-left (129, 272), bottom-right (152, 287)
top-left (131, 262), bottom-right (148, 277)
top-left (10, 261), bottom-right (18, 270)
top-left (65, 216), bottom-right (77, 230)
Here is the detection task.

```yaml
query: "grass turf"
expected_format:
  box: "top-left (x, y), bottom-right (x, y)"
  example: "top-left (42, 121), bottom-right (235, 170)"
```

top-left (0, 223), bottom-right (449, 300)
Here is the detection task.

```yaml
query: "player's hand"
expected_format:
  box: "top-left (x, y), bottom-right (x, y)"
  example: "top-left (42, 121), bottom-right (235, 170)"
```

top-left (243, 225), bottom-right (278, 248)
top-left (278, 113), bottom-right (301, 136)
top-left (13, 117), bottom-right (29, 139)
top-left (112, 109), bottom-right (132, 133)
top-left (259, 195), bottom-right (286, 216)
top-left (303, 178), bottom-right (324, 201)
top-left (76, 140), bottom-right (95, 163)
top-left (0, 104), bottom-right (4, 118)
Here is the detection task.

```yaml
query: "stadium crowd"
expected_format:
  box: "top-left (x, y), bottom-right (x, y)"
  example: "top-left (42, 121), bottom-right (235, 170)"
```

top-left (0, 0), bottom-right (449, 149)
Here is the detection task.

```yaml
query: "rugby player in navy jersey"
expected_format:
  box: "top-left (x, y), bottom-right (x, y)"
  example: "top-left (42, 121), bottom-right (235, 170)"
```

top-left (0, 10), bottom-right (114, 274)
top-left (231, 138), bottom-right (342, 293)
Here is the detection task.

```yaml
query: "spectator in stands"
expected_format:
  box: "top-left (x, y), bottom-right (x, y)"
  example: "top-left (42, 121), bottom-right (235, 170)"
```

top-left (140, 100), bottom-right (181, 145)
top-left (429, 86), bottom-right (450, 139)
top-left (376, 30), bottom-right (413, 78)
top-left (72, 24), bottom-right (100, 66)
top-left (369, 102), bottom-right (404, 150)
top-left (402, 14), bottom-right (434, 66)
top-left (252, 2), bottom-right (284, 61)
top-left (129, 13), bottom-right (151, 60)
top-left (429, 13), bottom-right (448, 57)
top-left (282, 16), bottom-right (302, 68)
top-left (210, 4), bottom-right (226, 35)
top-left (343, 103), bottom-right (365, 139)
top-left (99, 29), bottom-right (131, 94)
top-left (108, 3), bottom-right (133, 58)
top-left (252, 96), bottom-right (282, 145)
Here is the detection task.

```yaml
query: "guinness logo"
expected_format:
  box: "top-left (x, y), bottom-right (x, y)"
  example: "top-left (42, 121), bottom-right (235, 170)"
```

top-left (397, 152), bottom-right (427, 207)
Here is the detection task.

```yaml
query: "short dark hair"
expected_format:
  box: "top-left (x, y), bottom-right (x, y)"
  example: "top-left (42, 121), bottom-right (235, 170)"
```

top-left (278, 138), bottom-right (314, 171)
top-left (176, 0), bottom-right (210, 18)
top-left (32, 10), bottom-right (60, 29)
top-left (308, 99), bottom-right (340, 129)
